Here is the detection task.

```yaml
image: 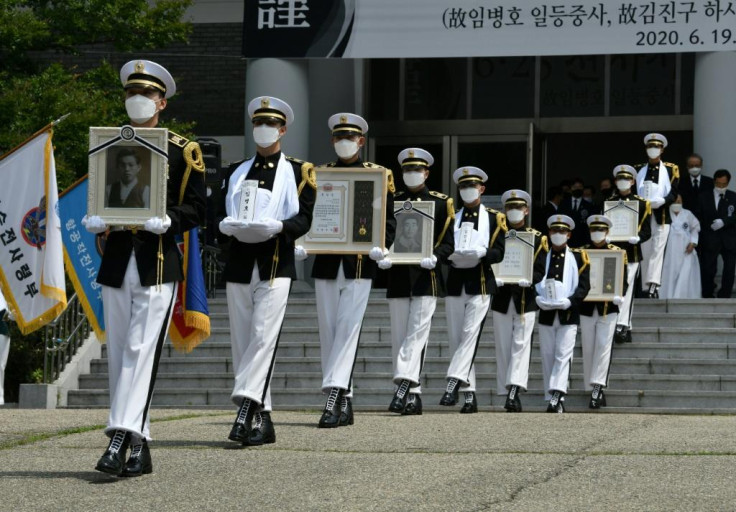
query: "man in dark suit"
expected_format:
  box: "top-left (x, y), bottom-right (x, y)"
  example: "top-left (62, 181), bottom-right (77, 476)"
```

top-left (697, 169), bottom-right (736, 298)
top-left (680, 153), bottom-right (713, 213)
top-left (533, 186), bottom-right (562, 233)
top-left (559, 178), bottom-right (597, 248)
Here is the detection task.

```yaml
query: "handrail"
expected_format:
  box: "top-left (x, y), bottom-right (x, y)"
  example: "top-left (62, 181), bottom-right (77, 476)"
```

top-left (43, 293), bottom-right (91, 383)
top-left (202, 244), bottom-right (225, 298)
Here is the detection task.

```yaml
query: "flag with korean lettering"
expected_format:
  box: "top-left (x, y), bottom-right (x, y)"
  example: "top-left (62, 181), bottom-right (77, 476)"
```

top-left (0, 129), bottom-right (67, 334)
top-left (58, 176), bottom-right (105, 340)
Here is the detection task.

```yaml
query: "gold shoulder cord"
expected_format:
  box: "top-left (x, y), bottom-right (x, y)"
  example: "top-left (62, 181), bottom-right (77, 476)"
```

top-left (639, 199), bottom-right (651, 231)
top-left (386, 169), bottom-right (396, 194)
top-left (578, 249), bottom-right (590, 275)
top-left (435, 198), bottom-right (455, 249)
top-left (297, 162), bottom-right (317, 195)
top-left (490, 211), bottom-right (506, 248)
top-left (534, 234), bottom-right (549, 260)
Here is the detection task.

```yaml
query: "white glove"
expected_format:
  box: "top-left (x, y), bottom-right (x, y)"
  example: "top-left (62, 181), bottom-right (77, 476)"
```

top-left (518, 279), bottom-right (532, 288)
top-left (294, 245), bottom-right (308, 261)
top-left (219, 216), bottom-right (246, 237)
top-left (711, 219), bottom-right (725, 231)
top-left (495, 278), bottom-right (505, 288)
top-left (81, 215), bottom-right (107, 234)
top-left (628, 236), bottom-right (640, 245)
top-left (420, 255), bottom-right (437, 270)
top-left (612, 295), bottom-right (624, 306)
top-left (369, 246), bottom-right (388, 261)
top-left (249, 218), bottom-right (283, 238)
top-left (472, 246), bottom-right (487, 259)
top-left (557, 298), bottom-right (572, 310)
top-left (649, 197), bottom-right (665, 209)
top-left (378, 258), bottom-right (393, 270)
top-left (143, 215), bottom-right (171, 235)
top-left (535, 296), bottom-right (554, 311)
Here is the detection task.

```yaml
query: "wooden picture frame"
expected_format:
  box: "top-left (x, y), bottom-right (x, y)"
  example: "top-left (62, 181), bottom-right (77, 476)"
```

top-left (389, 200), bottom-right (435, 264)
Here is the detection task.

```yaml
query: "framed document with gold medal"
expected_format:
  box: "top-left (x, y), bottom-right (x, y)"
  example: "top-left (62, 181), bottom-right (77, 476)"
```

top-left (584, 249), bottom-right (625, 301)
top-left (299, 167), bottom-right (387, 254)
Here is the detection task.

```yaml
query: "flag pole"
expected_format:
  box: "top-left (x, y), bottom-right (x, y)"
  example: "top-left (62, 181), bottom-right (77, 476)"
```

top-left (0, 113), bottom-right (71, 164)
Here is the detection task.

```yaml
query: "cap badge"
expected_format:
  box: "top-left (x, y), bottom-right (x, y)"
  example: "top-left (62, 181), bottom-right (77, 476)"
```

top-left (134, 61), bottom-right (145, 73)
top-left (408, 150), bottom-right (415, 158)
top-left (511, 191), bottom-right (517, 197)
top-left (261, 98), bottom-right (270, 108)
top-left (463, 168), bottom-right (469, 175)
top-left (340, 115), bottom-right (347, 124)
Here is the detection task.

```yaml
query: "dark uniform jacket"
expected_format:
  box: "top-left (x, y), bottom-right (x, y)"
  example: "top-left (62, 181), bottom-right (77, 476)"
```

top-left (537, 247), bottom-right (591, 326)
top-left (446, 206), bottom-right (505, 297)
top-left (221, 151), bottom-right (316, 284)
top-left (491, 227), bottom-right (549, 315)
top-left (606, 192), bottom-right (652, 263)
top-left (386, 186), bottom-right (455, 298)
top-left (97, 131), bottom-right (206, 288)
top-left (697, 188), bottom-right (736, 252)
top-left (311, 159), bottom-right (396, 280)
top-left (559, 197), bottom-right (598, 248)
top-left (580, 243), bottom-right (629, 317)
top-left (680, 174), bottom-right (713, 213)
top-left (634, 161), bottom-right (680, 225)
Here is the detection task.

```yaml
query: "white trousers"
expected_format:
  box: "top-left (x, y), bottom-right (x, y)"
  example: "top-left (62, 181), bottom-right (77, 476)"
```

top-left (315, 266), bottom-right (372, 399)
top-left (616, 262), bottom-right (639, 329)
top-left (389, 296), bottom-right (437, 394)
top-left (492, 302), bottom-right (536, 395)
top-left (640, 218), bottom-right (669, 289)
top-left (102, 255), bottom-right (176, 441)
top-left (580, 310), bottom-right (617, 389)
top-left (228, 267), bottom-right (291, 412)
top-left (0, 333), bottom-right (9, 405)
top-left (445, 292), bottom-right (490, 393)
top-left (538, 316), bottom-right (577, 400)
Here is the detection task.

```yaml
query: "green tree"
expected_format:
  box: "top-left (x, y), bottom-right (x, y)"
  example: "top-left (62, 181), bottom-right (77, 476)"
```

top-left (0, 0), bottom-right (194, 402)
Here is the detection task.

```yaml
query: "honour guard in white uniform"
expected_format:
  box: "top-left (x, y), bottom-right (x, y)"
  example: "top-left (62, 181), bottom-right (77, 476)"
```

top-left (296, 113), bottom-right (396, 428)
top-left (440, 167), bottom-right (505, 413)
top-left (491, 190), bottom-right (548, 412)
top-left (535, 215), bottom-right (590, 413)
top-left (635, 133), bottom-right (679, 298)
top-left (83, 60), bottom-right (206, 475)
top-left (607, 165), bottom-right (651, 344)
top-left (380, 148), bottom-right (455, 415)
top-left (219, 96), bottom-right (316, 445)
top-left (580, 215), bottom-right (628, 409)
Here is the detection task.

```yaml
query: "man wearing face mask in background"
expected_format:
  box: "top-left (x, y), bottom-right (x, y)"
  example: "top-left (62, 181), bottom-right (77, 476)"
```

top-left (635, 133), bottom-right (680, 298)
top-left (535, 215), bottom-right (590, 413)
top-left (680, 153), bottom-right (712, 213)
top-left (559, 177), bottom-right (596, 248)
top-left (580, 215), bottom-right (627, 409)
top-left (382, 148), bottom-right (455, 415)
top-left (598, 178), bottom-right (614, 209)
top-left (296, 113), bottom-right (396, 428)
top-left (607, 165), bottom-right (651, 344)
top-left (492, 190), bottom-right (548, 413)
top-left (218, 96), bottom-right (316, 445)
top-left (440, 167), bottom-right (505, 414)
top-left (697, 169), bottom-right (736, 298)
top-left (82, 60), bottom-right (206, 476)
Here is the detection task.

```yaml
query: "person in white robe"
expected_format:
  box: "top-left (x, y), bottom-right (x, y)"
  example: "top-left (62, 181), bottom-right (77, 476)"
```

top-left (659, 196), bottom-right (701, 299)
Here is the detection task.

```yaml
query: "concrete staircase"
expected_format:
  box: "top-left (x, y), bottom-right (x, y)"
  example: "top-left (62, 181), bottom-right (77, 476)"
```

top-left (67, 294), bottom-right (736, 413)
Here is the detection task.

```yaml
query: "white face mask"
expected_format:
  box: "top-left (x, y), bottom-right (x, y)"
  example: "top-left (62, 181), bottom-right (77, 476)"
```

top-left (460, 187), bottom-right (480, 203)
top-left (646, 147), bottom-right (662, 160)
top-left (403, 171), bottom-right (425, 188)
top-left (670, 203), bottom-right (683, 214)
top-left (334, 139), bottom-right (359, 160)
top-left (550, 233), bottom-right (568, 247)
top-left (688, 167), bottom-right (702, 177)
top-left (505, 209), bottom-right (526, 224)
top-left (125, 95), bottom-right (158, 124)
top-left (715, 186), bottom-right (728, 194)
top-left (253, 125), bottom-right (281, 148)
top-left (616, 180), bottom-right (632, 192)
top-left (590, 232), bottom-right (607, 244)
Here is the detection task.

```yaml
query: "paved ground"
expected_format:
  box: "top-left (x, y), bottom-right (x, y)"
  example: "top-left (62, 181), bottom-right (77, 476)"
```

top-left (1, 408), bottom-right (735, 511)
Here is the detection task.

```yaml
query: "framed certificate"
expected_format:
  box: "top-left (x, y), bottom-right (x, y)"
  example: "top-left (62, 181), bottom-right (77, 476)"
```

top-left (491, 230), bottom-right (535, 284)
top-left (584, 249), bottom-right (625, 302)
top-left (389, 201), bottom-right (435, 264)
top-left (88, 125), bottom-right (168, 226)
top-left (604, 200), bottom-right (639, 242)
top-left (299, 167), bottom-right (387, 254)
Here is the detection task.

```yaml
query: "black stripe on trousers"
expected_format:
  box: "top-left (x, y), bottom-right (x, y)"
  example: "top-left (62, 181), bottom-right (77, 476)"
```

top-left (625, 264), bottom-right (640, 327)
top-left (259, 282), bottom-right (293, 405)
top-left (141, 287), bottom-right (177, 433)
top-left (345, 316), bottom-right (366, 395)
top-left (463, 300), bottom-right (491, 385)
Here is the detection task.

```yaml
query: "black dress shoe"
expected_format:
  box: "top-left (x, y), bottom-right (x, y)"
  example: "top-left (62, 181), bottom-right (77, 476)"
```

top-left (402, 394), bottom-right (422, 415)
top-left (339, 397), bottom-right (354, 427)
top-left (459, 392), bottom-right (477, 414)
top-left (318, 388), bottom-right (343, 428)
top-left (614, 326), bottom-right (626, 344)
top-left (504, 386), bottom-right (522, 412)
top-left (439, 378), bottom-right (459, 406)
top-left (599, 389), bottom-right (607, 407)
top-left (95, 430), bottom-right (130, 476)
top-left (624, 329), bottom-right (632, 343)
top-left (229, 398), bottom-right (255, 442)
top-left (121, 440), bottom-right (152, 477)
top-left (589, 385), bottom-right (603, 409)
top-left (388, 380), bottom-right (411, 413)
top-left (248, 412), bottom-right (276, 445)
top-left (546, 392), bottom-right (565, 413)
